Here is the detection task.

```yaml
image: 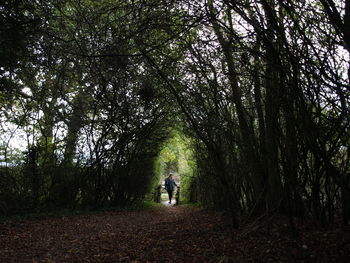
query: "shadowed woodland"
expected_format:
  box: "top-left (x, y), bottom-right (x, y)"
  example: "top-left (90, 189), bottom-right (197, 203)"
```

top-left (0, 0), bottom-right (350, 262)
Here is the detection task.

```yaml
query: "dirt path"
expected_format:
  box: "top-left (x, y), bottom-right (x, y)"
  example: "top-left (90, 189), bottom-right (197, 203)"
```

top-left (0, 205), bottom-right (348, 262)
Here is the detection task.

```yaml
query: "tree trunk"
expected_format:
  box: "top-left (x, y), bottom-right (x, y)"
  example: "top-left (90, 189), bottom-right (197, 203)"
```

top-left (208, 1), bottom-right (264, 216)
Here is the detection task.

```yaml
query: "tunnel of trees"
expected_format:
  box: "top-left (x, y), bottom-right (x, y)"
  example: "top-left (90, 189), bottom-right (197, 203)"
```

top-left (0, 0), bottom-right (349, 229)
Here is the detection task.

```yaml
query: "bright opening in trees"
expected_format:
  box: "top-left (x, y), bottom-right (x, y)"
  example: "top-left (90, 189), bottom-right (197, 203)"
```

top-left (154, 129), bottom-right (196, 204)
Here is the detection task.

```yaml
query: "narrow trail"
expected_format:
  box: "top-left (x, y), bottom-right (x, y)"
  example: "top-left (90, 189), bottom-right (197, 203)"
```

top-left (0, 205), bottom-right (348, 262)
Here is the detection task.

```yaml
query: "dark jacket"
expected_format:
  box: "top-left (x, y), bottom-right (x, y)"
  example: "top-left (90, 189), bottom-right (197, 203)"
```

top-left (165, 178), bottom-right (177, 192)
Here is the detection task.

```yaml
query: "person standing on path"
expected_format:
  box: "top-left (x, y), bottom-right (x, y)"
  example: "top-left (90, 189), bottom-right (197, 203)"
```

top-left (164, 174), bottom-right (178, 204)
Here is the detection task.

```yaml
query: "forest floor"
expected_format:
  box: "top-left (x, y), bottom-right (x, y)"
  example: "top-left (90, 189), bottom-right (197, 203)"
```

top-left (0, 204), bottom-right (349, 263)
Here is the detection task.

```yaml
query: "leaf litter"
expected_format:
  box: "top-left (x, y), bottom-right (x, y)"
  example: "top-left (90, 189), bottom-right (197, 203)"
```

top-left (0, 206), bottom-right (349, 262)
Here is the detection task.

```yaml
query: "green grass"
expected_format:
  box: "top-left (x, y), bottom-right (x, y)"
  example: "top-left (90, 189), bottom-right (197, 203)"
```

top-left (122, 200), bottom-right (163, 211)
top-left (178, 202), bottom-right (202, 208)
top-left (161, 193), bottom-right (169, 201)
top-left (0, 201), bottom-right (163, 224)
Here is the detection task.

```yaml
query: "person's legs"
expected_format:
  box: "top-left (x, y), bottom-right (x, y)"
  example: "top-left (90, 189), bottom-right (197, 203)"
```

top-left (167, 190), bottom-right (173, 203)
